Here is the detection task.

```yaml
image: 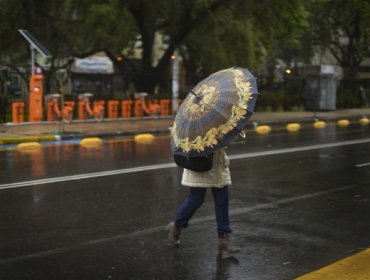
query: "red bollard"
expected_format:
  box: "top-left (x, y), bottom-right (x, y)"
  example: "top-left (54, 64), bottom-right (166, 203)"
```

top-left (108, 100), bottom-right (119, 119)
top-left (12, 102), bottom-right (25, 123)
top-left (160, 99), bottom-right (171, 116)
top-left (121, 100), bottom-right (133, 118)
top-left (135, 100), bottom-right (144, 117)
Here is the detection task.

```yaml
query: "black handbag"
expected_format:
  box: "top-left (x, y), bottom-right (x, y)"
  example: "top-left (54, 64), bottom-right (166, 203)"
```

top-left (173, 153), bottom-right (213, 172)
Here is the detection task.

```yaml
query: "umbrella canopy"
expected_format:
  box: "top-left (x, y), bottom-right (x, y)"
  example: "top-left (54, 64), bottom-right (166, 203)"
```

top-left (172, 67), bottom-right (259, 157)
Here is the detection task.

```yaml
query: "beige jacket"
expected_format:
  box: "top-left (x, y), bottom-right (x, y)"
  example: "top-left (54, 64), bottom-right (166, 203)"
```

top-left (181, 149), bottom-right (232, 188)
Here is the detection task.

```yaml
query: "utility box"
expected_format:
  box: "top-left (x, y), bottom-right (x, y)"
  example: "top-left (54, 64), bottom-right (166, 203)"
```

top-left (29, 73), bottom-right (44, 121)
top-left (304, 65), bottom-right (341, 111)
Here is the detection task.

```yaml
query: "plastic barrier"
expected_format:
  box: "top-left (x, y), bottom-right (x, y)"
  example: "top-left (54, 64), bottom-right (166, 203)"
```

top-left (337, 119), bottom-right (350, 127)
top-left (360, 117), bottom-right (370, 126)
top-left (93, 101), bottom-right (105, 114)
top-left (313, 120), bottom-right (326, 129)
top-left (46, 101), bottom-right (54, 121)
top-left (121, 100), bottom-right (133, 118)
top-left (160, 99), bottom-right (171, 116)
top-left (78, 94), bottom-right (104, 121)
top-left (64, 101), bottom-right (75, 110)
top-left (78, 100), bottom-right (88, 120)
top-left (143, 99), bottom-right (161, 116)
top-left (135, 100), bottom-right (144, 117)
top-left (134, 134), bottom-right (155, 144)
top-left (63, 101), bottom-right (75, 123)
top-left (255, 125), bottom-right (272, 134)
top-left (108, 100), bottom-right (119, 119)
top-left (12, 102), bottom-right (25, 123)
top-left (80, 137), bottom-right (103, 148)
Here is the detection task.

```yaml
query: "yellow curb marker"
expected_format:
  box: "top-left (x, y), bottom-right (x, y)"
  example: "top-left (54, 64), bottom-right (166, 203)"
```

top-left (80, 137), bottom-right (103, 148)
top-left (286, 123), bottom-right (302, 132)
top-left (313, 121), bottom-right (326, 129)
top-left (16, 142), bottom-right (41, 153)
top-left (134, 134), bottom-right (155, 144)
top-left (255, 125), bottom-right (271, 135)
top-left (337, 119), bottom-right (350, 127)
top-left (359, 117), bottom-right (369, 126)
top-left (295, 248), bottom-right (370, 280)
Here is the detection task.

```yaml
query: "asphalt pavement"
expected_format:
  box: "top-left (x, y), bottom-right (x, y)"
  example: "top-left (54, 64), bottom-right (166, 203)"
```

top-left (0, 122), bottom-right (369, 279)
top-left (0, 108), bottom-right (369, 144)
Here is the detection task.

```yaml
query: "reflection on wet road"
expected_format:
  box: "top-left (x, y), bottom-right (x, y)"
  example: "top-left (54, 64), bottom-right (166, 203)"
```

top-left (1, 124), bottom-right (369, 184)
top-left (0, 124), bottom-right (369, 279)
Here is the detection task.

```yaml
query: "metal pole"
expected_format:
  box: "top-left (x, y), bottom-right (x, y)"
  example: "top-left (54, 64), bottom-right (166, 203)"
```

top-left (30, 46), bottom-right (35, 74)
top-left (172, 49), bottom-right (179, 115)
top-left (57, 71), bottom-right (66, 135)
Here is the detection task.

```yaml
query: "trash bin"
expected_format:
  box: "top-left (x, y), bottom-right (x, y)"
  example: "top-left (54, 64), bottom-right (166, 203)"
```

top-left (304, 65), bottom-right (341, 111)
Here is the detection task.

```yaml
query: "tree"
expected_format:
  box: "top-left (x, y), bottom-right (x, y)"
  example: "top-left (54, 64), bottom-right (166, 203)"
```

top-left (0, 0), bottom-right (309, 95)
top-left (0, 0), bottom-right (135, 91)
top-left (75, 0), bottom-right (309, 94)
top-left (307, 0), bottom-right (370, 87)
top-left (182, 0), bottom-right (309, 85)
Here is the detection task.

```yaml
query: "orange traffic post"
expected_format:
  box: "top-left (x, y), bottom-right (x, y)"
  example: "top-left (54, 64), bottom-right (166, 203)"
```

top-left (12, 102), bottom-right (25, 123)
top-left (46, 101), bottom-right (54, 121)
top-left (28, 73), bottom-right (44, 122)
top-left (108, 101), bottom-right (119, 119)
top-left (160, 99), bottom-right (171, 116)
top-left (121, 100), bottom-right (133, 118)
top-left (78, 101), bottom-right (88, 120)
top-left (135, 100), bottom-right (144, 117)
top-left (146, 99), bottom-right (161, 116)
top-left (64, 101), bottom-right (75, 120)
top-left (93, 101), bottom-right (105, 114)
top-left (64, 101), bottom-right (75, 111)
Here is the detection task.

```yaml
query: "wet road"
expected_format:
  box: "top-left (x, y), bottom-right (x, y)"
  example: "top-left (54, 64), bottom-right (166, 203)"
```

top-left (0, 123), bottom-right (369, 279)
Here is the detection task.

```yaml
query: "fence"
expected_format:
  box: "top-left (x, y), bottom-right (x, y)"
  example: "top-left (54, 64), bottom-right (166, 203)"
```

top-left (3, 97), bottom-right (178, 123)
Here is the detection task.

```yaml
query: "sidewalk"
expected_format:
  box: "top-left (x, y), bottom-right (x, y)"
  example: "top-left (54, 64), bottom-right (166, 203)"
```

top-left (0, 108), bottom-right (369, 145)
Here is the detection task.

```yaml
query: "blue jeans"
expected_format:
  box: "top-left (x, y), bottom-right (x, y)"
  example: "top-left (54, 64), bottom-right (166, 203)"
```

top-left (174, 186), bottom-right (231, 234)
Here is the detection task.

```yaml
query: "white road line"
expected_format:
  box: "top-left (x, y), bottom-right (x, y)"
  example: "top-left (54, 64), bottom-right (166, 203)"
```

top-left (1, 138), bottom-right (370, 190)
top-left (356, 162), bottom-right (370, 168)
top-left (0, 181), bottom-right (365, 265)
top-left (228, 138), bottom-right (370, 160)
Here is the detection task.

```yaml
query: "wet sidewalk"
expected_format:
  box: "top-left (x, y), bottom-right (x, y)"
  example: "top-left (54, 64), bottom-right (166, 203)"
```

top-left (0, 108), bottom-right (369, 144)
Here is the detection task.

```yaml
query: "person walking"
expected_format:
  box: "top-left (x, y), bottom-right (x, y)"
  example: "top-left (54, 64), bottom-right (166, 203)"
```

top-left (167, 148), bottom-right (239, 256)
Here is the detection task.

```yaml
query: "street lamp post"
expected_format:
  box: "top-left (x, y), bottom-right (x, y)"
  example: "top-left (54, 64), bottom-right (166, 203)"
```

top-left (30, 46), bottom-right (36, 75)
top-left (172, 50), bottom-right (179, 115)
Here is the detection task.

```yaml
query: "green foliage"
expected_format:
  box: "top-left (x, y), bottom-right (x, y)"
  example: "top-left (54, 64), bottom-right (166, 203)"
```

top-left (306, 0), bottom-right (370, 80)
top-left (77, 1), bottom-right (136, 53)
top-left (0, 0), bottom-right (312, 94)
top-left (182, 10), bottom-right (256, 79)
top-left (336, 85), bottom-right (361, 109)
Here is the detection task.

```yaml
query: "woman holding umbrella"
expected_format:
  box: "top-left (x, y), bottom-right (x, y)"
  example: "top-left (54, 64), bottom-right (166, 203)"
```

top-left (167, 147), bottom-right (238, 255)
top-left (167, 67), bottom-right (259, 256)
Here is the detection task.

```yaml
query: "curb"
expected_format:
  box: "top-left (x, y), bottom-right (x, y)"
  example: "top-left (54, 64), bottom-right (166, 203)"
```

top-left (0, 135), bottom-right (58, 145)
top-left (0, 114), bottom-right (368, 145)
top-left (0, 129), bottom-right (172, 145)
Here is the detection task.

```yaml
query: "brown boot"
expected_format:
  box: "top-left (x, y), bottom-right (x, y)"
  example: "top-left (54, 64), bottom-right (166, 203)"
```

top-left (167, 222), bottom-right (181, 247)
top-left (218, 233), bottom-right (240, 256)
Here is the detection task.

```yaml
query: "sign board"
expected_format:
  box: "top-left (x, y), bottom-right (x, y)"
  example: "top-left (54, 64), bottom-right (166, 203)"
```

top-left (72, 56), bottom-right (114, 74)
